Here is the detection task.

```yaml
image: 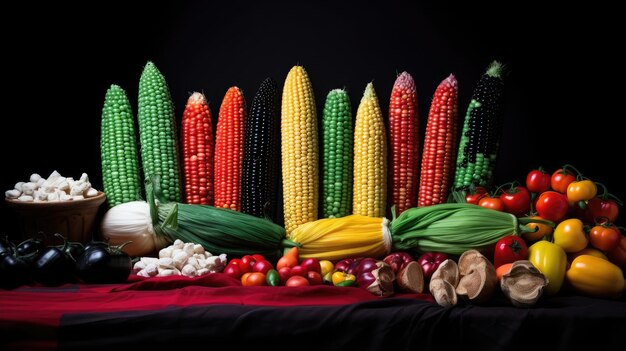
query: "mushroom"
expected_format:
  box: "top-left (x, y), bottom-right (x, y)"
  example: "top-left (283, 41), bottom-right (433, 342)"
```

top-left (396, 261), bottom-right (425, 293)
top-left (456, 249), bottom-right (497, 304)
top-left (429, 278), bottom-right (458, 307)
top-left (428, 259), bottom-right (460, 307)
top-left (500, 260), bottom-right (548, 307)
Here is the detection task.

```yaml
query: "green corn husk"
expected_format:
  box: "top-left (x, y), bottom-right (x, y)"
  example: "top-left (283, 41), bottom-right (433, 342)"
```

top-left (391, 203), bottom-right (544, 255)
top-left (146, 175), bottom-right (289, 260)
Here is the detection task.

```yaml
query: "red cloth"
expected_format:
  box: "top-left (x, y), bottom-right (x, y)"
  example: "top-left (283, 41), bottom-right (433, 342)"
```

top-left (0, 273), bottom-right (432, 350)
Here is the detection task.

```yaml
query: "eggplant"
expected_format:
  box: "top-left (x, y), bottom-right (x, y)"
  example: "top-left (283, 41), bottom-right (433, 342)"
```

top-left (0, 237), bottom-right (13, 257)
top-left (75, 242), bottom-right (132, 284)
top-left (16, 238), bottom-right (45, 265)
top-left (33, 234), bottom-right (75, 286)
top-left (0, 252), bottom-right (31, 289)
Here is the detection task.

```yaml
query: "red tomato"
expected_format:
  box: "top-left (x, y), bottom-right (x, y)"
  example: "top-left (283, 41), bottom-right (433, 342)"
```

top-left (223, 264), bottom-right (242, 279)
top-left (526, 169), bottom-right (551, 194)
top-left (499, 186), bottom-right (531, 216)
top-left (252, 260), bottom-right (274, 274)
top-left (493, 235), bottom-right (529, 268)
top-left (536, 191), bottom-right (569, 222)
top-left (290, 265), bottom-right (307, 277)
top-left (241, 255), bottom-right (257, 271)
top-left (242, 272), bottom-right (266, 286)
top-left (300, 258), bottom-right (321, 274)
top-left (607, 236), bottom-right (626, 272)
top-left (465, 186), bottom-right (487, 205)
top-left (589, 225), bottom-right (621, 252)
top-left (479, 196), bottom-right (504, 211)
top-left (551, 169), bottom-right (576, 193)
top-left (278, 266), bottom-right (292, 282)
top-left (306, 271), bottom-right (323, 285)
top-left (285, 275), bottom-right (310, 287)
top-left (251, 254), bottom-right (266, 262)
top-left (587, 197), bottom-right (620, 223)
top-left (228, 258), bottom-right (250, 274)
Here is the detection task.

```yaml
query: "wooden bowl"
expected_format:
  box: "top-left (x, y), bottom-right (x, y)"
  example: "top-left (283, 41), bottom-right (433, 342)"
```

top-left (5, 192), bottom-right (106, 245)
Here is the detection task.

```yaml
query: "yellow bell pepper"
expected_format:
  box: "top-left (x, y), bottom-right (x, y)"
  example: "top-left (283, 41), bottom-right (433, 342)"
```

top-left (568, 248), bottom-right (608, 262)
top-left (528, 241), bottom-right (567, 295)
top-left (566, 255), bottom-right (625, 299)
top-left (553, 218), bottom-right (588, 253)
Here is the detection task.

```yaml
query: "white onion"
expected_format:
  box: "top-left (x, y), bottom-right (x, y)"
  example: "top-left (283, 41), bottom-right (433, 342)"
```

top-left (100, 201), bottom-right (164, 257)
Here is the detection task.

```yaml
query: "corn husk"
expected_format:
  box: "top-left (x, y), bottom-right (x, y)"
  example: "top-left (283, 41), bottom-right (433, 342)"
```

top-left (147, 176), bottom-right (288, 260)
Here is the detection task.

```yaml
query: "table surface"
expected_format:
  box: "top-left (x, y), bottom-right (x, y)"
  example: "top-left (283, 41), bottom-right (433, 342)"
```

top-left (1, 274), bottom-right (625, 351)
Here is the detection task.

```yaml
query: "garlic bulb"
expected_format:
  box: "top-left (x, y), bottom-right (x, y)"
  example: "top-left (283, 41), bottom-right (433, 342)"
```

top-left (101, 201), bottom-right (169, 257)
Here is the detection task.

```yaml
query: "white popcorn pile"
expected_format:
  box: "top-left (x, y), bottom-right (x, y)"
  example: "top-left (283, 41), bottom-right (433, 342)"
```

top-left (133, 239), bottom-right (227, 278)
top-left (5, 171), bottom-right (100, 202)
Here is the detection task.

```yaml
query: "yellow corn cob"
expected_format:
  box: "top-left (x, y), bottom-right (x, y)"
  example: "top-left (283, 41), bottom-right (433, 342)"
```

top-left (289, 215), bottom-right (390, 261)
top-left (282, 66), bottom-right (318, 234)
top-left (353, 83), bottom-right (387, 217)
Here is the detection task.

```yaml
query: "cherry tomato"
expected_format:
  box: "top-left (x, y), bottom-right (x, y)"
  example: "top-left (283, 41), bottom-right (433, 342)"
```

top-left (499, 186), bottom-right (530, 216)
top-left (551, 169), bottom-right (575, 193)
top-left (587, 197), bottom-right (620, 223)
top-left (251, 254), bottom-right (266, 262)
top-left (228, 258), bottom-right (250, 274)
top-left (242, 272), bottom-right (266, 286)
top-left (285, 275), bottom-right (310, 287)
top-left (241, 255), bottom-right (257, 271)
top-left (479, 196), bottom-right (504, 211)
top-left (567, 180), bottom-right (597, 203)
top-left (526, 169), bottom-right (551, 194)
top-left (252, 260), bottom-right (274, 274)
top-left (223, 264), bottom-right (242, 279)
top-left (465, 186), bottom-right (487, 205)
top-left (607, 236), bottom-right (626, 272)
top-left (536, 191), bottom-right (569, 222)
top-left (589, 225), bottom-right (621, 252)
top-left (524, 216), bottom-right (554, 242)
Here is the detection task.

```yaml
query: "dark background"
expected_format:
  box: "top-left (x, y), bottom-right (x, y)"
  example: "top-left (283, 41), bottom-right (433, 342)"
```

top-left (1, 1), bottom-right (623, 233)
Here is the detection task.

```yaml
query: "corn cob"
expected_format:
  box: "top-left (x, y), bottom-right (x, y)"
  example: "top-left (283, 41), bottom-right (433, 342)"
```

top-left (391, 203), bottom-right (543, 255)
top-left (288, 215), bottom-right (390, 261)
top-left (281, 66), bottom-right (318, 234)
top-left (137, 61), bottom-right (181, 202)
top-left (353, 83), bottom-right (387, 218)
top-left (454, 61), bottom-right (505, 189)
top-left (321, 89), bottom-right (353, 219)
top-left (388, 72), bottom-right (419, 215)
top-left (214, 87), bottom-right (246, 211)
top-left (418, 75), bottom-right (459, 206)
top-left (143, 176), bottom-right (288, 261)
top-left (100, 84), bottom-right (141, 208)
top-left (181, 92), bottom-right (214, 205)
top-left (242, 78), bottom-right (280, 219)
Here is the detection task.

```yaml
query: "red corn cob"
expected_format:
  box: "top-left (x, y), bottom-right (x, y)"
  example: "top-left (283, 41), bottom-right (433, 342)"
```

top-left (389, 72), bottom-right (419, 215)
top-left (418, 75), bottom-right (459, 206)
top-left (214, 86), bottom-right (246, 211)
top-left (181, 92), bottom-right (214, 205)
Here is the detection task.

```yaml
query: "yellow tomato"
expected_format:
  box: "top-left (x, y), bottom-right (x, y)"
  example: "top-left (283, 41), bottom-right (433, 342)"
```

top-left (567, 180), bottom-right (597, 203)
top-left (553, 218), bottom-right (588, 253)
top-left (319, 260), bottom-right (334, 277)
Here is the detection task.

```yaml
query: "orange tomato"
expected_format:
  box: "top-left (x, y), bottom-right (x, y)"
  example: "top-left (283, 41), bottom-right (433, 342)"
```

top-left (524, 216), bottom-right (554, 242)
top-left (241, 272), bottom-right (266, 286)
top-left (277, 247), bottom-right (299, 270)
top-left (496, 263), bottom-right (513, 281)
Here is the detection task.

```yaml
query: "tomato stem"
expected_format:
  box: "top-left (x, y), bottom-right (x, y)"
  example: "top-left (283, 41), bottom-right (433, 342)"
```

top-left (595, 182), bottom-right (624, 205)
top-left (562, 164), bottom-right (583, 180)
top-left (518, 217), bottom-right (555, 227)
top-left (493, 181), bottom-right (515, 196)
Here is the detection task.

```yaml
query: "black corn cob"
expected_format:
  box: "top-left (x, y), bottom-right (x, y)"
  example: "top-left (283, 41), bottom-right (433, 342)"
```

top-left (454, 61), bottom-right (505, 189)
top-left (241, 78), bottom-right (280, 220)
